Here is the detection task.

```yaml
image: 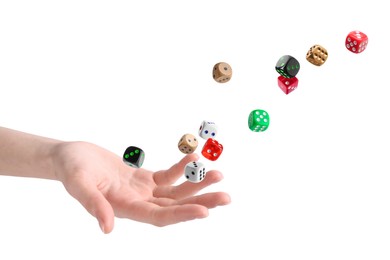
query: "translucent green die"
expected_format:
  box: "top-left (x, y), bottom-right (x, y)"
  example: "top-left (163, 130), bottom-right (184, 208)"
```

top-left (248, 109), bottom-right (270, 132)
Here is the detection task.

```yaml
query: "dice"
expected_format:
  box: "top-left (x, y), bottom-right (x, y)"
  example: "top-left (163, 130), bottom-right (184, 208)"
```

top-left (184, 161), bottom-right (206, 183)
top-left (306, 44), bottom-right (328, 66)
top-left (123, 146), bottom-right (145, 168)
top-left (213, 62), bottom-right (232, 83)
top-left (275, 55), bottom-right (300, 78)
top-left (178, 133), bottom-right (198, 154)
top-left (345, 31), bottom-right (368, 54)
top-left (201, 138), bottom-right (223, 161)
top-left (248, 109), bottom-right (270, 132)
top-left (277, 76), bottom-right (298, 95)
top-left (198, 120), bottom-right (217, 140)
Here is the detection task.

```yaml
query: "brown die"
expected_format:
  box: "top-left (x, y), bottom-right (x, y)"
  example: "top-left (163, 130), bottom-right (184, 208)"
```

top-left (306, 45), bottom-right (328, 66)
top-left (178, 134), bottom-right (198, 154)
top-left (213, 62), bottom-right (232, 83)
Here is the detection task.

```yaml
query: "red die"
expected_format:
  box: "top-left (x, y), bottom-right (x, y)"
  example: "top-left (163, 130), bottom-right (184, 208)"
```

top-left (277, 76), bottom-right (298, 95)
top-left (345, 31), bottom-right (368, 54)
top-left (201, 138), bottom-right (223, 161)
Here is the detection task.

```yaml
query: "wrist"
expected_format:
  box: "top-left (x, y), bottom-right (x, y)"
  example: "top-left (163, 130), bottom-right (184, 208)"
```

top-left (36, 139), bottom-right (63, 181)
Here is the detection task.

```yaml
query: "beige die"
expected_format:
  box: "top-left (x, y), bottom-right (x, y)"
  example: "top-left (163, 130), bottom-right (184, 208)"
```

top-left (306, 45), bottom-right (328, 66)
top-left (212, 62), bottom-right (232, 83)
top-left (178, 134), bottom-right (198, 154)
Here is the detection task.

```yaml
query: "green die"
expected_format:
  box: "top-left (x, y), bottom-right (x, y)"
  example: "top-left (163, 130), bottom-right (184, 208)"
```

top-left (248, 109), bottom-right (270, 132)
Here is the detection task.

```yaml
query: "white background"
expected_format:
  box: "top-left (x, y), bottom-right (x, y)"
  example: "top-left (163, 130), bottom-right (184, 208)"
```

top-left (1, 0), bottom-right (389, 259)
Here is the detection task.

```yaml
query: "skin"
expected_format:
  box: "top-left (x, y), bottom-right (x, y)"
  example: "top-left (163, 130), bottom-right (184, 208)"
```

top-left (0, 127), bottom-right (231, 234)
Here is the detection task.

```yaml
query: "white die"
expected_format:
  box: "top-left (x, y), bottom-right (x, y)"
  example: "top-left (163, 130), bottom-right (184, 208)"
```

top-left (184, 161), bottom-right (206, 183)
top-left (198, 120), bottom-right (218, 140)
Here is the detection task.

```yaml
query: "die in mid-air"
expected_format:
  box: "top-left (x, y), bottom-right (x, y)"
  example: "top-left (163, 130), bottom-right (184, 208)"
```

top-left (213, 62), bottom-right (232, 83)
top-left (277, 76), bottom-right (298, 95)
top-left (178, 133), bottom-right (198, 154)
top-left (248, 109), bottom-right (270, 132)
top-left (198, 120), bottom-right (218, 140)
top-left (184, 161), bottom-right (206, 183)
top-left (201, 138), bottom-right (223, 161)
top-left (345, 30), bottom-right (368, 54)
top-left (275, 55), bottom-right (300, 78)
top-left (123, 146), bottom-right (145, 168)
top-left (306, 44), bottom-right (328, 66)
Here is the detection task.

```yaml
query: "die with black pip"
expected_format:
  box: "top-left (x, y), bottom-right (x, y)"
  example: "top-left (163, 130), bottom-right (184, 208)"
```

top-left (275, 55), bottom-right (300, 95)
top-left (178, 133), bottom-right (198, 154)
top-left (123, 146), bottom-right (145, 168)
top-left (184, 161), bottom-right (206, 183)
top-left (212, 62), bottom-right (232, 83)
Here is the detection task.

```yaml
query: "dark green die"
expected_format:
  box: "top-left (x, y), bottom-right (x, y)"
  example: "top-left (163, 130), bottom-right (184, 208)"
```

top-left (275, 55), bottom-right (300, 78)
top-left (248, 109), bottom-right (270, 132)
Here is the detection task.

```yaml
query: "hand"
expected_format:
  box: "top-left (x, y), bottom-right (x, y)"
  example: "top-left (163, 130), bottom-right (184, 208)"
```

top-left (51, 141), bottom-right (231, 233)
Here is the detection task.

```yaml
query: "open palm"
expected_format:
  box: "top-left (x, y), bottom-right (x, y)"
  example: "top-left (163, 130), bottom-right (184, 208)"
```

top-left (51, 141), bottom-right (230, 233)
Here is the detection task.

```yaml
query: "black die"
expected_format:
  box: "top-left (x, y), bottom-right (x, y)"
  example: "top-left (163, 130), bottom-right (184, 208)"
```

top-left (275, 55), bottom-right (300, 78)
top-left (123, 146), bottom-right (145, 168)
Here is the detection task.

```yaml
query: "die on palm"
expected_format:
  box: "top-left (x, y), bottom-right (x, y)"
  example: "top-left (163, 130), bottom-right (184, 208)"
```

top-left (306, 44), bottom-right (328, 66)
top-left (275, 55), bottom-right (300, 78)
top-left (248, 109), bottom-right (270, 132)
top-left (201, 138), bottom-right (223, 161)
top-left (178, 133), bottom-right (198, 154)
top-left (345, 31), bottom-right (368, 54)
top-left (277, 76), bottom-right (298, 95)
top-left (123, 146), bottom-right (145, 168)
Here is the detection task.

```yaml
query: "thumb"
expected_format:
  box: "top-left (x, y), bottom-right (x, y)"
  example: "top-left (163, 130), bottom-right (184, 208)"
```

top-left (67, 182), bottom-right (115, 234)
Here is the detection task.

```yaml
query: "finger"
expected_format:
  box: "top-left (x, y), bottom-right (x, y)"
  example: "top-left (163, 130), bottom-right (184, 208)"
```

top-left (153, 153), bottom-right (199, 186)
top-left (122, 200), bottom-right (208, 227)
top-left (176, 192), bottom-right (231, 208)
top-left (66, 181), bottom-right (115, 234)
top-left (154, 170), bottom-right (223, 199)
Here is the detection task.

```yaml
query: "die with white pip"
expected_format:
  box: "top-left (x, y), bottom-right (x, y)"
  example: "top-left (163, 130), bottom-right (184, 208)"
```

top-left (198, 120), bottom-right (218, 140)
top-left (184, 161), bottom-right (206, 183)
